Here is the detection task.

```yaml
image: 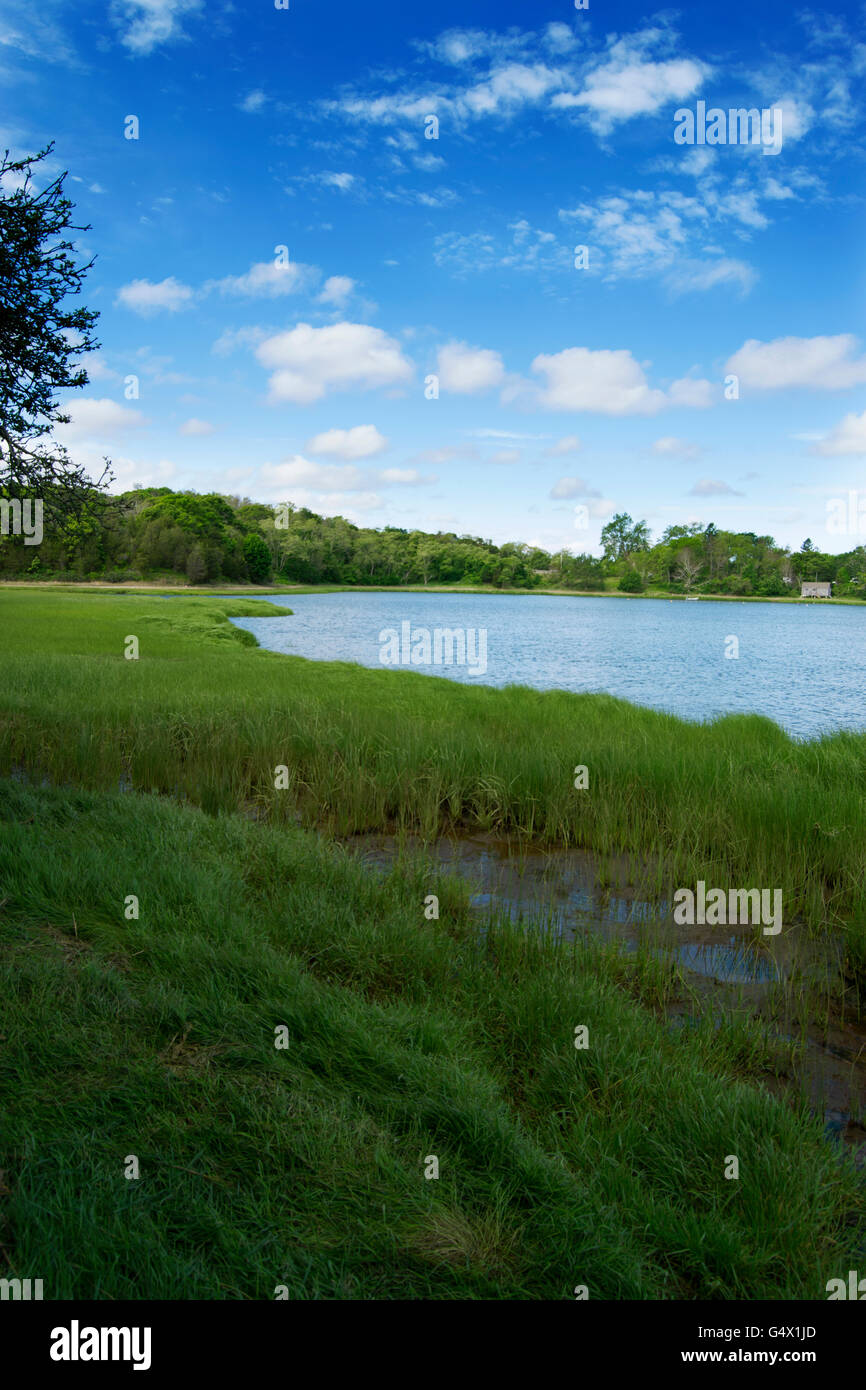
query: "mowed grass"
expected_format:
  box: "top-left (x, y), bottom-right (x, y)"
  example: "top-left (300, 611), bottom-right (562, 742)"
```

top-left (1, 590), bottom-right (865, 971)
top-left (1, 777), bottom-right (863, 1299)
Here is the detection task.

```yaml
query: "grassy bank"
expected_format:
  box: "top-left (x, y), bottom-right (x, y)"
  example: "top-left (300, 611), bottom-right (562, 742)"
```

top-left (1, 590), bottom-right (865, 974)
top-left (4, 578), bottom-right (866, 605)
top-left (1, 777), bottom-right (862, 1299)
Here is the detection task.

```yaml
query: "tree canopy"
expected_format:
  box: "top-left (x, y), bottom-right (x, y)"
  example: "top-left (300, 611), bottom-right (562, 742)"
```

top-left (3, 484), bottom-right (863, 599)
top-left (601, 512), bottom-right (651, 561)
top-left (0, 145), bottom-right (108, 521)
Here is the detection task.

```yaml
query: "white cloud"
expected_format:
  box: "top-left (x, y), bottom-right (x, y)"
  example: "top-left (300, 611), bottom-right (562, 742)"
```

top-left (530, 347), bottom-right (664, 415)
top-left (653, 436), bottom-right (701, 460)
top-left (413, 152), bottom-right (446, 171)
top-left (239, 90), bottom-right (267, 113)
top-left (84, 357), bottom-right (120, 382)
top-left (459, 62), bottom-right (565, 118)
top-left (27, 442), bottom-right (174, 496)
top-left (544, 435), bottom-right (581, 456)
top-left (321, 172), bottom-right (355, 191)
top-left (713, 191), bottom-right (768, 231)
top-left (111, 0), bottom-right (202, 56)
top-left (469, 429), bottom-right (548, 441)
top-left (317, 275), bottom-right (355, 306)
top-left (132, 349), bottom-right (190, 386)
top-left (769, 94), bottom-right (812, 142)
top-left (260, 456), bottom-right (367, 493)
top-left (670, 257), bottom-right (756, 295)
top-left (813, 410), bottom-right (866, 456)
top-left (255, 322), bottom-right (414, 404)
top-left (487, 449), bottom-right (521, 465)
top-left (208, 260), bottom-right (315, 298)
top-left (115, 276), bottom-right (194, 316)
top-left (306, 425), bottom-right (388, 460)
top-left (433, 231), bottom-right (497, 273)
top-left (385, 131), bottom-right (418, 150)
top-left (559, 191), bottom-right (757, 293)
top-left (764, 178), bottom-right (795, 200)
top-left (256, 457), bottom-right (424, 504)
top-left (437, 340), bottom-right (505, 393)
top-left (725, 335), bottom-right (866, 390)
top-left (256, 476), bottom-right (384, 514)
top-left (211, 326), bottom-right (270, 357)
top-left (525, 347), bottom-right (715, 415)
top-left (336, 59), bottom-right (564, 128)
top-left (435, 221), bottom-right (569, 277)
top-left (385, 185), bottom-right (459, 209)
top-left (179, 418), bottom-right (214, 436)
top-left (56, 398), bottom-right (147, 441)
top-left (406, 446), bottom-right (479, 465)
top-left (553, 52), bottom-right (706, 129)
top-left (667, 376), bottom-right (715, 408)
top-left (320, 17), bottom-right (852, 195)
top-left (544, 23), bottom-right (578, 55)
top-left (0, 4), bottom-right (76, 65)
top-left (690, 478), bottom-right (743, 496)
top-left (549, 476), bottom-right (600, 498)
top-left (422, 28), bottom-right (523, 66)
top-left (376, 468), bottom-right (434, 485)
top-left (68, 451), bottom-right (175, 490)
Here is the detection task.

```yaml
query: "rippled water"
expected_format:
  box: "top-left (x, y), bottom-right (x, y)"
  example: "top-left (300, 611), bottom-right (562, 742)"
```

top-left (230, 591), bottom-right (866, 738)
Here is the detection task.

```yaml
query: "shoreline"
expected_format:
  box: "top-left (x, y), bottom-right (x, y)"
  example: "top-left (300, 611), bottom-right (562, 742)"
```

top-left (2, 579), bottom-right (865, 607)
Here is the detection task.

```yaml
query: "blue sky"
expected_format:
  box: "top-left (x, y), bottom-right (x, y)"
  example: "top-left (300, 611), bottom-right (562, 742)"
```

top-left (3, 0), bottom-right (865, 554)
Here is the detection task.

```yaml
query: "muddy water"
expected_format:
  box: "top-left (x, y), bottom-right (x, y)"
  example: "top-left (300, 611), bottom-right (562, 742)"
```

top-left (347, 831), bottom-right (866, 1165)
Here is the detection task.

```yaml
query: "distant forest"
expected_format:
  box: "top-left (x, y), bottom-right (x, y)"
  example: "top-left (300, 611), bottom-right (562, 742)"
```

top-left (2, 485), bottom-right (865, 597)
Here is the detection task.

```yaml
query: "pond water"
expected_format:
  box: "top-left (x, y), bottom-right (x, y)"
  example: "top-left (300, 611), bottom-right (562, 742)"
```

top-left (346, 829), bottom-right (866, 1161)
top-left (230, 591), bottom-right (866, 738)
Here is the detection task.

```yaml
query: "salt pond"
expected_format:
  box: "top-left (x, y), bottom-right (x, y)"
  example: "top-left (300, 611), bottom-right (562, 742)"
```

top-left (230, 590), bottom-right (866, 739)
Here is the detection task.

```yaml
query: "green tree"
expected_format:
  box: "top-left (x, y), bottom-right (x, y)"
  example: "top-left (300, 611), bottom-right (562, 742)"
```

top-left (243, 531), bottom-right (272, 583)
top-left (0, 145), bottom-right (110, 518)
top-left (186, 545), bottom-right (207, 585)
top-left (601, 513), bottom-right (651, 562)
top-left (618, 569), bottom-right (644, 593)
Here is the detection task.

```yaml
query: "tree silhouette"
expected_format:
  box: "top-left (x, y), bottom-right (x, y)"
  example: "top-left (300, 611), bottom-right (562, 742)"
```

top-left (0, 144), bottom-right (111, 523)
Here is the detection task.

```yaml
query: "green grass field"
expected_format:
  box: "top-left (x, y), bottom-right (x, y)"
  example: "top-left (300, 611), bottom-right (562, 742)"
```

top-left (1, 588), bottom-right (864, 1299)
top-left (2, 778), bottom-right (863, 1299)
top-left (1, 590), bottom-right (865, 965)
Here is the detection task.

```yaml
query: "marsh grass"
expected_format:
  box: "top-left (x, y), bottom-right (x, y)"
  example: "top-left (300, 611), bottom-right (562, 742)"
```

top-left (1, 590), bottom-right (864, 975)
top-left (1, 777), bottom-right (863, 1299)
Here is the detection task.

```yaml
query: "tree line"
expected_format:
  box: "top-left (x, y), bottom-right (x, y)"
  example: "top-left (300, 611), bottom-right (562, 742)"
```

top-left (3, 489), bottom-right (865, 597)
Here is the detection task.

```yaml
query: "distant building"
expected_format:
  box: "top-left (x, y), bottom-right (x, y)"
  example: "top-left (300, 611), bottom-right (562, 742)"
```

top-left (801, 581), bottom-right (832, 598)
